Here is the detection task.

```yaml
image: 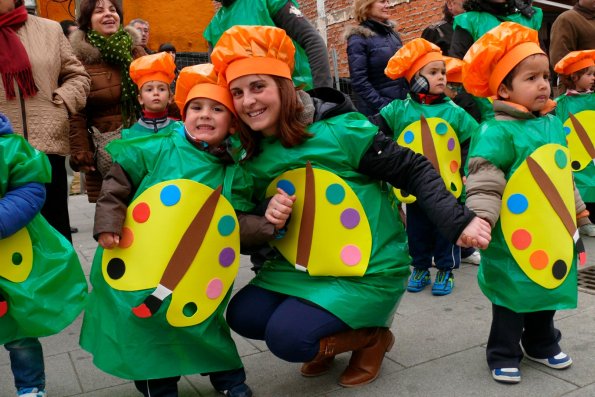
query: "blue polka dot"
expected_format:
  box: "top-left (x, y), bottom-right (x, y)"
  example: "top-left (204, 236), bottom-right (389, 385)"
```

top-left (160, 185), bottom-right (181, 206)
top-left (218, 215), bottom-right (236, 236)
top-left (403, 131), bottom-right (415, 144)
top-left (326, 184), bottom-right (345, 205)
top-left (555, 149), bottom-right (568, 169)
top-left (563, 126), bottom-right (571, 136)
top-left (507, 193), bottom-right (529, 214)
top-left (277, 179), bottom-right (296, 196)
top-left (435, 122), bottom-right (448, 135)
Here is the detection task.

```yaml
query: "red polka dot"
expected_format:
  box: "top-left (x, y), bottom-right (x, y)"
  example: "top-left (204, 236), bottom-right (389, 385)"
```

top-left (450, 160), bottom-right (459, 173)
top-left (132, 202), bottom-right (150, 223)
top-left (119, 227), bottom-right (134, 248)
top-left (530, 250), bottom-right (549, 270)
top-left (511, 229), bottom-right (532, 250)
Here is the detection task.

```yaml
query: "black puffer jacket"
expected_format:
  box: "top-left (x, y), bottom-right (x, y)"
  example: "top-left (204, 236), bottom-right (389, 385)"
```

top-left (346, 20), bottom-right (409, 116)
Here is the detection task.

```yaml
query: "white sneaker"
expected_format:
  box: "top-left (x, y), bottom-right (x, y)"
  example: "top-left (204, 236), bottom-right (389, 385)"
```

top-left (461, 250), bottom-right (481, 265)
top-left (491, 368), bottom-right (521, 383)
top-left (579, 223), bottom-right (595, 237)
top-left (525, 351), bottom-right (573, 369)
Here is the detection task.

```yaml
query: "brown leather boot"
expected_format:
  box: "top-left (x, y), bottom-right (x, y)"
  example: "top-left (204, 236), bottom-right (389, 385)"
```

top-left (338, 327), bottom-right (395, 387)
top-left (300, 328), bottom-right (388, 378)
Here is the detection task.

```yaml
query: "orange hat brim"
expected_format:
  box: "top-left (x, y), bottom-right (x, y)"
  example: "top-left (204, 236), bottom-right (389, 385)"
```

top-left (489, 42), bottom-right (544, 95)
top-left (178, 84), bottom-right (236, 120)
top-left (137, 72), bottom-right (174, 90)
top-left (225, 57), bottom-right (292, 83)
top-left (405, 52), bottom-right (444, 82)
top-left (565, 58), bottom-right (595, 75)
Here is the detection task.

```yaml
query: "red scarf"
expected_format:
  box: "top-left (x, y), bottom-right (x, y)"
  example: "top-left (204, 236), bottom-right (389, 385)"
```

top-left (0, 6), bottom-right (37, 99)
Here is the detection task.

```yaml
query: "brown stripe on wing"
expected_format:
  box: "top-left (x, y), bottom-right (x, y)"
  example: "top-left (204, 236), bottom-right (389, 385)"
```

top-left (569, 112), bottom-right (595, 161)
top-left (420, 115), bottom-right (439, 172)
top-left (296, 162), bottom-right (315, 270)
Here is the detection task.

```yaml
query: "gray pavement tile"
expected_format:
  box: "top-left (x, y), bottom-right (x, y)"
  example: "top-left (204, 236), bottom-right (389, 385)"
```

top-left (45, 353), bottom-right (83, 396)
top-left (68, 348), bottom-right (130, 392)
top-left (561, 382), bottom-right (595, 397)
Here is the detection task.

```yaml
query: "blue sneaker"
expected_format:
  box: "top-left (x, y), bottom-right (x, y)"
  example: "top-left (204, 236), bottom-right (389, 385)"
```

top-left (525, 351), bottom-right (572, 369)
top-left (432, 269), bottom-right (454, 296)
top-left (407, 268), bottom-right (431, 292)
top-left (224, 383), bottom-right (252, 397)
top-left (17, 388), bottom-right (46, 397)
top-left (491, 368), bottom-right (521, 383)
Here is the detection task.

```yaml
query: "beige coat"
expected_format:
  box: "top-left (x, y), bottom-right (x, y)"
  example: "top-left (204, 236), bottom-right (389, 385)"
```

top-left (0, 15), bottom-right (90, 155)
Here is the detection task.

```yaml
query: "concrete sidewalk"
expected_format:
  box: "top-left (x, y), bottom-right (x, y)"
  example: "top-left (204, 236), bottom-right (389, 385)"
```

top-left (2, 194), bottom-right (595, 397)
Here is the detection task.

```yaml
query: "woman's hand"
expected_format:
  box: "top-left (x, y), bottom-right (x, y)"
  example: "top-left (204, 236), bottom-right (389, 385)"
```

top-left (456, 217), bottom-right (492, 249)
top-left (98, 232), bottom-right (120, 249)
top-left (265, 188), bottom-right (296, 230)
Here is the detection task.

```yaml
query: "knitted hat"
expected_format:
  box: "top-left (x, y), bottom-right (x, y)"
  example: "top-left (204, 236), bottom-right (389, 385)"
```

top-left (129, 52), bottom-right (176, 89)
top-left (463, 22), bottom-right (544, 97)
top-left (385, 38), bottom-right (443, 82)
top-left (444, 56), bottom-right (464, 83)
top-left (210, 25), bottom-right (295, 84)
top-left (174, 63), bottom-right (235, 120)
top-left (554, 50), bottom-right (595, 76)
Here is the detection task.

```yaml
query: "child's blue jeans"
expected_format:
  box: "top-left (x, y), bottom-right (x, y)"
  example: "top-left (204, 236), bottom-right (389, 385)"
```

top-left (4, 338), bottom-right (45, 392)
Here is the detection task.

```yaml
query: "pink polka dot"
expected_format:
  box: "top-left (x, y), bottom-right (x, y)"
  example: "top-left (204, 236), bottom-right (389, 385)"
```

top-left (206, 278), bottom-right (223, 299)
top-left (119, 227), bottom-right (134, 248)
top-left (340, 245), bottom-right (362, 266)
top-left (511, 229), bottom-right (531, 250)
top-left (132, 202), bottom-right (150, 223)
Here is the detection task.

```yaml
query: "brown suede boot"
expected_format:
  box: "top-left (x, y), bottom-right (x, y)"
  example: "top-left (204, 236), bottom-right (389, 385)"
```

top-left (338, 327), bottom-right (395, 387)
top-left (300, 328), bottom-right (389, 378)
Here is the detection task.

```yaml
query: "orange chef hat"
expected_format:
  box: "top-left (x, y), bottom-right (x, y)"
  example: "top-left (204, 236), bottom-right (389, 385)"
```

top-left (210, 25), bottom-right (295, 84)
top-left (129, 52), bottom-right (176, 89)
top-left (174, 63), bottom-right (235, 120)
top-left (444, 56), bottom-right (465, 83)
top-left (385, 38), bottom-right (443, 82)
top-left (463, 22), bottom-right (544, 97)
top-left (554, 50), bottom-right (595, 76)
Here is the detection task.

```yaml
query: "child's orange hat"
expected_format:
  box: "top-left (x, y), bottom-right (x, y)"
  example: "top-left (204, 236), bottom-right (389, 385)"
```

top-left (463, 22), bottom-right (544, 97)
top-left (210, 25), bottom-right (295, 84)
top-left (554, 50), bottom-right (595, 76)
top-left (174, 63), bottom-right (235, 120)
top-left (385, 38), bottom-right (443, 82)
top-left (129, 52), bottom-right (176, 89)
top-left (444, 57), bottom-right (465, 83)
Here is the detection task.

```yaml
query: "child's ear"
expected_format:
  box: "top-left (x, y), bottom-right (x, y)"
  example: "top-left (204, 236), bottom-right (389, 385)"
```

top-left (137, 94), bottom-right (144, 107)
top-left (497, 83), bottom-right (511, 100)
top-left (228, 118), bottom-right (239, 135)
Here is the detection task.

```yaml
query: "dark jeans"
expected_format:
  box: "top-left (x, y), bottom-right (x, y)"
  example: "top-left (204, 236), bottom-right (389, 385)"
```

top-left (134, 368), bottom-right (246, 396)
top-left (486, 304), bottom-right (561, 369)
top-left (4, 338), bottom-right (45, 393)
top-left (226, 285), bottom-right (349, 362)
top-left (41, 154), bottom-right (72, 242)
top-left (406, 202), bottom-right (461, 270)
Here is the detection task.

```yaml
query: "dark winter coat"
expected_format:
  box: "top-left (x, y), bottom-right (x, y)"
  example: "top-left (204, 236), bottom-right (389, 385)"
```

top-left (346, 20), bottom-right (409, 116)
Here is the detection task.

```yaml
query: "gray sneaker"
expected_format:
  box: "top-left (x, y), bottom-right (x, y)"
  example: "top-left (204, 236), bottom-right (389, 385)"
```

top-left (579, 223), bottom-right (595, 237)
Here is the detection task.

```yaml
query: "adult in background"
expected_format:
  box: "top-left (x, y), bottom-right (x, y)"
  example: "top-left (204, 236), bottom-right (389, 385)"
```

top-left (421, 0), bottom-right (465, 55)
top-left (0, 0), bottom-right (90, 241)
top-left (204, 0), bottom-right (332, 90)
top-left (128, 17), bottom-right (152, 54)
top-left (69, 0), bottom-right (145, 203)
top-left (60, 19), bottom-right (78, 38)
top-left (346, 0), bottom-right (408, 117)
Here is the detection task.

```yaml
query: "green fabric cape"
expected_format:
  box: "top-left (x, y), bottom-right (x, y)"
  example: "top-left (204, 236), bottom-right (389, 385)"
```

top-left (0, 134), bottom-right (87, 344)
top-left (468, 115), bottom-right (578, 312)
top-left (121, 119), bottom-right (181, 140)
top-left (80, 127), bottom-right (246, 379)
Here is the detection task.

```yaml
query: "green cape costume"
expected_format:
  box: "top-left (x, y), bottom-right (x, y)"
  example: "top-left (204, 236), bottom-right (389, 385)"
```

top-left (121, 119), bottom-right (181, 140)
top-left (80, 127), bottom-right (248, 379)
top-left (554, 93), bottom-right (595, 202)
top-left (239, 112), bottom-right (410, 329)
top-left (0, 134), bottom-right (87, 344)
top-left (469, 114), bottom-right (578, 312)
top-left (204, 0), bottom-right (314, 89)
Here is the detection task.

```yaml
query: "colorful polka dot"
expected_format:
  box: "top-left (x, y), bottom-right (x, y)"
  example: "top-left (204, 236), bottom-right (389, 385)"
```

top-left (107, 258), bottom-right (126, 280)
top-left (340, 245), bottom-right (362, 266)
top-left (447, 138), bottom-right (455, 151)
top-left (182, 302), bottom-right (198, 317)
top-left (219, 247), bottom-right (235, 267)
top-left (277, 179), bottom-right (296, 196)
top-left (563, 126), bottom-right (571, 136)
top-left (511, 229), bottom-right (532, 250)
top-left (450, 182), bottom-right (458, 192)
top-left (160, 184), bottom-right (181, 206)
top-left (450, 160), bottom-right (459, 173)
top-left (206, 278), bottom-right (223, 299)
top-left (326, 184), bottom-right (345, 205)
top-left (507, 194), bottom-right (529, 214)
top-left (12, 252), bottom-right (22, 265)
top-left (435, 122), bottom-right (448, 135)
top-left (132, 202), bottom-right (151, 223)
top-left (554, 149), bottom-right (567, 169)
top-left (552, 260), bottom-right (568, 280)
top-left (572, 161), bottom-right (581, 170)
top-left (341, 208), bottom-right (360, 229)
top-left (119, 227), bottom-right (134, 249)
top-left (218, 215), bottom-right (236, 236)
top-left (529, 250), bottom-right (548, 270)
top-left (403, 130), bottom-right (415, 144)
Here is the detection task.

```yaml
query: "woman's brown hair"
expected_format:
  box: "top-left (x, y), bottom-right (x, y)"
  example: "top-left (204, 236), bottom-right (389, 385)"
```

top-left (238, 76), bottom-right (312, 160)
top-left (77, 0), bottom-right (123, 33)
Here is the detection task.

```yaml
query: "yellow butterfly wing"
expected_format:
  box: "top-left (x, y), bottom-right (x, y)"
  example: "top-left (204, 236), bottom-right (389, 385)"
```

top-left (101, 179), bottom-right (239, 327)
top-left (0, 227), bottom-right (33, 283)
top-left (394, 117), bottom-right (462, 203)
top-left (265, 166), bottom-right (372, 277)
top-left (562, 110), bottom-right (595, 172)
top-left (501, 144), bottom-right (575, 289)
